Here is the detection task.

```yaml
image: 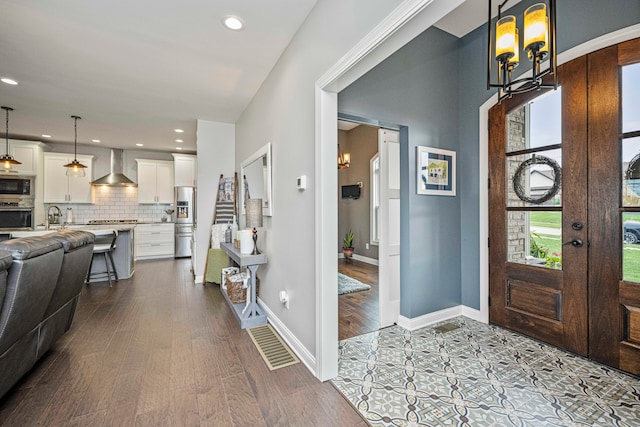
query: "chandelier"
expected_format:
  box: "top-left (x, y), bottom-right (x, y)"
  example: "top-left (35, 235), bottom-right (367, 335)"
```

top-left (64, 115), bottom-right (88, 177)
top-left (1, 106), bottom-right (21, 172)
top-left (338, 145), bottom-right (350, 169)
top-left (487, 0), bottom-right (558, 102)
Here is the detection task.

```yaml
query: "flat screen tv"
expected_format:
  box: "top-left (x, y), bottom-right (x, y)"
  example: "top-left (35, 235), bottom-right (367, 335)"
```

top-left (341, 184), bottom-right (360, 200)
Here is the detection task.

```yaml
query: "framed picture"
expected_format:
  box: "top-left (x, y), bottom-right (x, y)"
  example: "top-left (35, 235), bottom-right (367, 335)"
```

top-left (416, 146), bottom-right (456, 196)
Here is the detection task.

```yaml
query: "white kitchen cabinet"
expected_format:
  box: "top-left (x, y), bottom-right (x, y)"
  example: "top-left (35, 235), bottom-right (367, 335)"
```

top-left (135, 159), bottom-right (174, 204)
top-left (43, 153), bottom-right (94, 203)
top-left (135, 223), bottom-right (175, 259)
top-left (3, 140), bottom-right (42, 176)
top-left (172, 153), bottom-right (197, 187)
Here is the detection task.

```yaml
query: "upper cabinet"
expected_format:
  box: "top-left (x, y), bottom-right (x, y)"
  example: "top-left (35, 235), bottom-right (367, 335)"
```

top-left (136, 159), bottom-right (174, 204)
top-left (172, 153), bottom-right (197, 187)
top-left (0, 140), bottom-right (42, 176)
top-left (43, 153), bottom-right (94, 203)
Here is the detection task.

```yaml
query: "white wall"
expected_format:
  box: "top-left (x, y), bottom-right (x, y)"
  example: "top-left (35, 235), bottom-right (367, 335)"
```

top-left (235, 0), bottom-right (403, 359)
top-left (194, 120), bottom-right (235, 282)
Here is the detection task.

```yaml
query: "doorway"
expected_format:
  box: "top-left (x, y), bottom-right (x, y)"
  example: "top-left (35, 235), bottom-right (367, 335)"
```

top-left (488, 38), bottom-right (640, 375)
top-left (336, 117), bottom-right (401, 340)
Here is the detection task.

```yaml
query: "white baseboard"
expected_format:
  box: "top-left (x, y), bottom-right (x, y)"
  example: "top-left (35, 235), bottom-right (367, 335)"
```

top-left (337, 252), bottom-right (379, 266)
top-left (461, 306), bottom-right (484, 323)
top-left (397, 305), bottom-right (488, 330)
top-left (258, 297), bottom-right (317, 375)
top-left (194, 275), bottom-right (204, 284)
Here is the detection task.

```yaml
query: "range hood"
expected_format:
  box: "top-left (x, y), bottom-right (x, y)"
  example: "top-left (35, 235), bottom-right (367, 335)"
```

top-left (91, 149), bottom-right (137, 186)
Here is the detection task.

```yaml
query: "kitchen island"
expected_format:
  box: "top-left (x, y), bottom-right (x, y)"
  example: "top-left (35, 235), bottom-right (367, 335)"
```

top-left (8, 225), bottom-right (135, 282)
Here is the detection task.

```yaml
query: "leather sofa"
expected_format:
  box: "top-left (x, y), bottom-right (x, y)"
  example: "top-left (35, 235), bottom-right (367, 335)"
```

top-left (0, 230), bottom-right (94, 399)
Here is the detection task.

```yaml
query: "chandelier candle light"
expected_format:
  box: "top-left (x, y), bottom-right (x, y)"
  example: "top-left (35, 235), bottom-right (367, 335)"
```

top-left (64, 115), bottom-right (88, 177)
top-left (245, 198), bottom-right (263, 255)
top-left (338, 144), bottom-right (350, 169)
top-left (1, 106), bottom-right (21, 172)
top-left (487, 0), bottom-right (557, 102)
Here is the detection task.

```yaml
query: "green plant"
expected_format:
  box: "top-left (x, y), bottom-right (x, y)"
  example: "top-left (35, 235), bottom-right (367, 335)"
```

top-left (529, 233), bottom-right (548, 258)
top-left (343, 229), bottom-right (354, 249)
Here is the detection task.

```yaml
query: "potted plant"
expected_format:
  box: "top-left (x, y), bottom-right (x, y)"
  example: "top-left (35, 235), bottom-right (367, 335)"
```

top-left (342, 229), bottom-right (354, 260)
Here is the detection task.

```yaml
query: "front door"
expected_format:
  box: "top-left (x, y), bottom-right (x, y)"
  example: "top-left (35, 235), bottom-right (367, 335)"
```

top-left (489, 38), bottom-right (640, 375)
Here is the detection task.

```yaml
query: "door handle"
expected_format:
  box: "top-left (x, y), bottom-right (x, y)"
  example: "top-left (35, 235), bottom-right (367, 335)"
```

top-left (563, 239), bottom-right (583, 247)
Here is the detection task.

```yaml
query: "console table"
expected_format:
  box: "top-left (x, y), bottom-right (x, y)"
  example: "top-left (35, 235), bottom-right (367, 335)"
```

top-left (219, 242), bottom-right (267, 329)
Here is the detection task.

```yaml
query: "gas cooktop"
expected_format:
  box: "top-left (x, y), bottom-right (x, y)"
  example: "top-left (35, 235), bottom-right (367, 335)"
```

top-left (87, 219), bottom-right (138, 224)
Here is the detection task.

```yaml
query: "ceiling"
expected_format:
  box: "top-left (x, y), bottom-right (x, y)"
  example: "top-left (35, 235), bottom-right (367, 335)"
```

top-left (0, 0), bottom-right (516, 155)
top-left (434, 0), bottom-right (522, 38)
top-left (0, 0), bottom-right (317, 153)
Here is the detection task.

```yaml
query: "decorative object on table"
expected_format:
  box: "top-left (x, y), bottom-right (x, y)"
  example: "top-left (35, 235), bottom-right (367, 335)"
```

top-left (226, 272), bottom-right (260, 304)
top-left (224, 222), bottom-right (232, 243)
top-left (1, 106), bottom-right (21, 172)
top-left (416, 146), bottom-right (456, 196)
top-left (487, 0), bottom-right (557, 103)
top-left (164, 209), bottom-right (174, 222)
top-left (239, 229), bottom-right (253, 255)
top-left (338, 273), bottom-right (371, 295)
top-left (512, 155), bottom-right (561, 204)
top-left (342, 229), bottom-right (354, 261)
top-left (245, 198), bottom-right (263, 255)
top-left (64, 115), bottom-right (88, 177)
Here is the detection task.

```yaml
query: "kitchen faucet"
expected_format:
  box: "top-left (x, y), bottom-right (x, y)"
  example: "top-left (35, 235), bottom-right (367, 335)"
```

top-left (45, 205), bottom-right (63, 230)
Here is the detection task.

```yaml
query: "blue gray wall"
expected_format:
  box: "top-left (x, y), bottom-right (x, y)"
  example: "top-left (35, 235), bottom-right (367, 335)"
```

top-left (340, 0), bottom-right (639, 319)
top-left (339, 27), bottom-right (461, 318)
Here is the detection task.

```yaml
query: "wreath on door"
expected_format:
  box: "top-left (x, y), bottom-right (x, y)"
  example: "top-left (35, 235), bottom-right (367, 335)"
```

top-left (512, 155), bottom-right (562, 204)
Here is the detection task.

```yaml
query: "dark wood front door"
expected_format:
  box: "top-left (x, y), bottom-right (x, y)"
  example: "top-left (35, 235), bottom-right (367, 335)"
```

top-left (489, 38), bottom-right (640, 375)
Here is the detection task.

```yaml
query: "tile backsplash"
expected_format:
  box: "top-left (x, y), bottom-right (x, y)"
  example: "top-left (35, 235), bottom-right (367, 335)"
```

top-left (45, 186), bottom-right (172, 224)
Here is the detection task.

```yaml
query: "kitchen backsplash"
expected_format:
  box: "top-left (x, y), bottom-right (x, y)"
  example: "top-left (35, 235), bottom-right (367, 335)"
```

top-left (45, 186), bottom-right (172, 224)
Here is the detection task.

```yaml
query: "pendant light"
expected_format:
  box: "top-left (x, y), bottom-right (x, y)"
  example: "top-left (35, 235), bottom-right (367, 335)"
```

top-left (64, 115), bottom-right (87, 177)
top-left (487, 0), bottom-right (557, 103)
top-left (1, 106), bottom-right (21, 172)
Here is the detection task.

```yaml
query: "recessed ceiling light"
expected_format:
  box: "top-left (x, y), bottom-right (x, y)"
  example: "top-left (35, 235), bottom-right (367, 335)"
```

top-left (176, 147), bottom-right (183, 150)
top-left (1, 78), bottom-right (18, 85)
top-left (136, 143), bottom-right (144, 147)
top-left (92, 139), bottom-right (101, 143)
top-left (174, 128), bottom-right (184, 133)
top-left (176, 139), bottom-right (183, 143)
top-left (223, 15), bottom-right (244, 31)
top-left (41, 134), bottom-right (52, 138)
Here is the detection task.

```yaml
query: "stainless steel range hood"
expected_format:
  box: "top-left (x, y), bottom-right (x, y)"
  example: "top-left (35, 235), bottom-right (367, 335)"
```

top-left (91, 149), bottom-right (137, 186)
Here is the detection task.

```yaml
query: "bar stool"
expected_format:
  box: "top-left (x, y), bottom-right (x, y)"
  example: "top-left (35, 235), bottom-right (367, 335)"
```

top-left (85, 230), bottom-right (118, 286)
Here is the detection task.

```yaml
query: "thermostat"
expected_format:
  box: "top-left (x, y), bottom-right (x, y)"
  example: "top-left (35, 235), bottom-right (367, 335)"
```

top-left (296, 175), bottom-right (307, 190)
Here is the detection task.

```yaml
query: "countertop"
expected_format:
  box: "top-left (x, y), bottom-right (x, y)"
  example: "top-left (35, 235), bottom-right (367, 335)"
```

top-left (7, 225), bottom-right (137, 238)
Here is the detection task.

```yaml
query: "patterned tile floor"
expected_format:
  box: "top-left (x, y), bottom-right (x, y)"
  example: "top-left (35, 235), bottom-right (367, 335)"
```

top-left (331, 317), bottom-right (640, 427)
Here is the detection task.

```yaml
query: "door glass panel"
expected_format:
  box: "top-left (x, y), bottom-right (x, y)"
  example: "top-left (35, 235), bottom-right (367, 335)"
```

top-left (622, 63), bottom-right (640, 134)
top-left (622, 137), bottom-right (640, 206)
top-left (623, 212), bottom-right (640, 282)
top-left (507, 149), bottom-right (562, 208)
top-left (506, 88), bottom-right (562, 152)
top-left (507, 210), bottom-right (562, 269)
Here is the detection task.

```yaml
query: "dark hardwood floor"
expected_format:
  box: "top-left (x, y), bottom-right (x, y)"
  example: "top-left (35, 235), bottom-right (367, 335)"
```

top-left (0, 259), bottom-right (366, 427)
top-left (338, 259), bottom-right (379, 341)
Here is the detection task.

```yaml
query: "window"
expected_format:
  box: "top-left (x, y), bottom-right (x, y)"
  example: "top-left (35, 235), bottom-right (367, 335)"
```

top-left (370, 153), bottom-right (380, 245)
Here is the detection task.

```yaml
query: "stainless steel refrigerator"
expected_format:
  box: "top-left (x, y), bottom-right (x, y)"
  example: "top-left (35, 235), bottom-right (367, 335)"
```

top-left (175, 186), bottom-right (196, 258)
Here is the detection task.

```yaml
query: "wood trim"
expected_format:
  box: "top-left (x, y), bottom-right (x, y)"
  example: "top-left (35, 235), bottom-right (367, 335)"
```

top-left (587, 45), bottom-right (621, 367)
top-left (558, 56), bottom-right (589, 356)
top-left (619, 37), bottom-right (640, 66)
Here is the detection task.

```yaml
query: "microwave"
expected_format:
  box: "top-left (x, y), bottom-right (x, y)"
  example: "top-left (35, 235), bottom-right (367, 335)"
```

top-left (0, 176), bottom-right (33, 199)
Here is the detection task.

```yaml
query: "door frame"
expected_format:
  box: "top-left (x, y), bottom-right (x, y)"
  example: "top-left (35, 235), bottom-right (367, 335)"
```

top-left (337, 114), bottom-right (403, 331)
top-left (478, 24), bottom-right (640, 326)
top-left (314, 0), bottom-right (463, 381)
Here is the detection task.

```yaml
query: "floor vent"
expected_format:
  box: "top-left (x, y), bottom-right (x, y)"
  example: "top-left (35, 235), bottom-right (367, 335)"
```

top-left (433, 322), bottom-right (460, 334)
top-left (247, 324), bottom-right (300, 371)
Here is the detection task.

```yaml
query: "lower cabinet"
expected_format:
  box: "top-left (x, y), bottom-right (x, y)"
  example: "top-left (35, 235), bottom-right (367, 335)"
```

top-left (135, 223), bottom-right (175, 260)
